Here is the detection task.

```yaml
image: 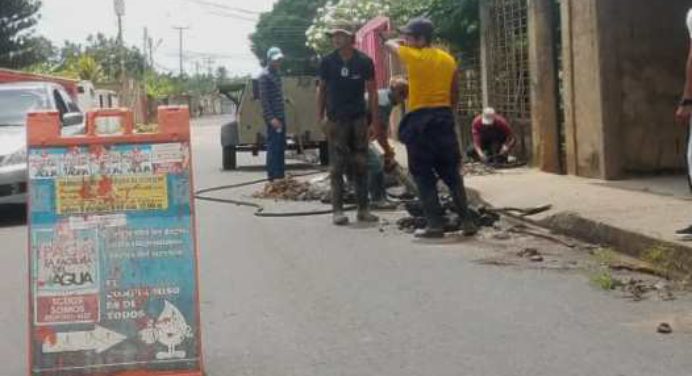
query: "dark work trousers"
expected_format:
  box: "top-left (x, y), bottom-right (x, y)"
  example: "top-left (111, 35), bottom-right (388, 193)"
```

top-left (266, 120), bottom-right (286, 181)
top-left (400, 107), bottom-right (471, 229)
top-left (328, 117), bottom-right (369, 212)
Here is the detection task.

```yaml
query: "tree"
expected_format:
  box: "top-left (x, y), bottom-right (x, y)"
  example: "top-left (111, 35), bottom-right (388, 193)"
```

top-left (144, 72), bottom-right (182, 99)
top-left (82, 33), bottom-right (145, 81)
top-left (250, 0), bottom-right (329, 75)
top-left (0, 0), bottom-right (54, 68)
top-left (306, 0), bottom-right (480, 56)
top-left (49, 33), bottom-right (145, 82)
top-left (215, 66), bottom-right (229, 83)
top-left (72, 55), bottom-right (103, 82)
top-left (426, 0), bottom-right (479, 53)
top-left (306, 0), bottom-right (391, 55)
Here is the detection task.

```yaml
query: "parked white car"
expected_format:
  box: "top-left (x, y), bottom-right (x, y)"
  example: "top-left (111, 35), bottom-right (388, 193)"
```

top-left (0, 82), bottom-right (85, 204)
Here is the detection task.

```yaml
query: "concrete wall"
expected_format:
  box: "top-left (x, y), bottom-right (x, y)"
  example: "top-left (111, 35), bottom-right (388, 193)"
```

top-left (562, 0), bottom-right (611, 178)
top-left (601, 0), bottom-right (689, 174)
top-left (562, 0), bottom-right (689, 179)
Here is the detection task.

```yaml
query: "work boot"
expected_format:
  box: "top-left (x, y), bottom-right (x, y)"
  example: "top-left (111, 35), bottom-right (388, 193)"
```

top-left (414, 227), bottom-right (445, 239)
top-left (461, 219), bottom-right (479, 237)
top-left (333, 212), bottom-right (349, 226)
top-left (357, 210), bottom-right (379, 223)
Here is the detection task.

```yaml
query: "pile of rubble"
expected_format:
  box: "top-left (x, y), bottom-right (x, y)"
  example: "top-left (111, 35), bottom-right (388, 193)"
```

top-left (253, 177), bottom-right (325, 201)
top-left (396, 198), bottom-right (500, 233)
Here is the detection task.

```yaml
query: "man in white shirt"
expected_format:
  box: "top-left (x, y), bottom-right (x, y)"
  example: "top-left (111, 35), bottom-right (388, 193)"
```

top-left (674, 9), bottom-right (692, 240)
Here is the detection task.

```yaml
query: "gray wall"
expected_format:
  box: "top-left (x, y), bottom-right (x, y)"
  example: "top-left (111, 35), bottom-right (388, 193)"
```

top-left (561, 0), bottom-right (689, 179)
top-left (562, 0), bottom-right (611, 178)
top-left (600, 0), bottom-right (689, 175)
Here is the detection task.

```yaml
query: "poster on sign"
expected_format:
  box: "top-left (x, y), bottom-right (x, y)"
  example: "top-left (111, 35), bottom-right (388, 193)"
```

top-left (27, 108), bottom-right (203, 376)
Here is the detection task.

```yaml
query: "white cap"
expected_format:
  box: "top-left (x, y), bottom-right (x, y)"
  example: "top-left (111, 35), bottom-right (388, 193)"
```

top-left (267, 47), bottom-right (284, 62)
top-left (482, 107), bottom-right (496, 125)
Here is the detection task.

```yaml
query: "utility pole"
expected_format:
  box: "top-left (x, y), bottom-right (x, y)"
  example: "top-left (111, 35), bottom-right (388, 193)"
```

top-left (114, 0), bottom-right (126, 85)
top-left (143, 27), bottom-right (148, 72)
top-left (148, 38), bottom-right (161, 71)
top-left (173, 26), bottom-right (190, 77)
top-left (205, 57), bottom-right (214, 77)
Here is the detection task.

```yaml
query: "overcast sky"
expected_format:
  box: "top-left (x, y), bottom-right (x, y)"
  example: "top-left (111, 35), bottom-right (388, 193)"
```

top-left (37, 0), bottom-right (277, 76)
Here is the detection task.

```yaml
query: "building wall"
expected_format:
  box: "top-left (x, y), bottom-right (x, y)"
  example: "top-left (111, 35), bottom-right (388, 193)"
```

top-left (601, 0), bottom-right (689, 174)
top-left (562, 0), bottom-right (689, 179)
top-left (562, 0), bottom-right (611, 178)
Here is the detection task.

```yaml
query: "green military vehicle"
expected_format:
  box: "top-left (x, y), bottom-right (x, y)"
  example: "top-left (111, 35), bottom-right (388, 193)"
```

top-left (220, 76), bottom-right (329, 170)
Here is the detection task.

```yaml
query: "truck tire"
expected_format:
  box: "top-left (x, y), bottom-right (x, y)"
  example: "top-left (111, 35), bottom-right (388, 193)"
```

top-left (319, 141), bottom-right (329, 166)
top-left (222, 145), bottom-right (237, 170)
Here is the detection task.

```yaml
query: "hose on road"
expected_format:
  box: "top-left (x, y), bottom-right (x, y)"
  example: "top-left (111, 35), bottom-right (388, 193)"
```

top-left (194, 171), bottom-right (357, 218)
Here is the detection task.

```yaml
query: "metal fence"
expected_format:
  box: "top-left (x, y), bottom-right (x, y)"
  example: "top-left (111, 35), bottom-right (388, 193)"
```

top-left (485, 0), bottom-right (532, 157)
top-left (457, 50), bottom-right (483, 150)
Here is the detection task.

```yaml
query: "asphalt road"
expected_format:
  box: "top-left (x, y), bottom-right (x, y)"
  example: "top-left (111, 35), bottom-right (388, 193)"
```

top-left (3, 115), bottom-right (692, 375)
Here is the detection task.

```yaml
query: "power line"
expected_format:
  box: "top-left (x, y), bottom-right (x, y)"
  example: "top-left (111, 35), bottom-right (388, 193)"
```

top-left (163, 51), bottom-right (259, 63)
top-left (165, 50), bottom-right (258, 59)
top-left (182, 0), bottom-right (261, 16)
top-left (204, 10), bottom-right (257, 22)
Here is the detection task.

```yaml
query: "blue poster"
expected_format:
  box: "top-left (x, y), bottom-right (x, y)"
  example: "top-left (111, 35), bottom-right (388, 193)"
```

top-left (29, 141), bottom-right (202, 375)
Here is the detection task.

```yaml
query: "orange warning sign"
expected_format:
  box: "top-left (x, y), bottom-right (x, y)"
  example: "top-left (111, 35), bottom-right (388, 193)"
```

top-left (27, 107), bottom-right (203, 376)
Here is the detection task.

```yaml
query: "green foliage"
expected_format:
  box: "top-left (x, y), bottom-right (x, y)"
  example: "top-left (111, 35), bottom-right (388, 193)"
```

top-left (215, 66), bottom-right (229, 83)
top-left (183, 74), bottom-right (217, 96)
top-left (590, 271), bottom-right (621, 291)
top-left (592, 247), bottom-right (618, 266)
top-left (144, 72), bottom-right (182, 99)
top-left (306, 0), bottom-right (390, 54)
top-left (426, 0), bottom-right (479, 53)
top-left (306, 0), bottom-right (479, 56)
top-left (250, 0), bottom-right (329, 75)
top-left (26, 33), bottom-right (146, 84)
top-left (66, 33), bottom-right (145, 81)
top-left (0, 0), bottom-right (54, 68)
top-left (391, 0), bottom-right (480, 53)
top-left (641, 245), bottom-right (679, 275)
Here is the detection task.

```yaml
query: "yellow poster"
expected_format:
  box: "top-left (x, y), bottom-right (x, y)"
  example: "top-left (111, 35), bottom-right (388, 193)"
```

top-left (56, 175), bottom-right (168, 215)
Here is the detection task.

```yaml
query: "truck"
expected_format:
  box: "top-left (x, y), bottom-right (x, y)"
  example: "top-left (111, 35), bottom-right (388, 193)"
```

top-left (219, 76), bottom-right (329, 170)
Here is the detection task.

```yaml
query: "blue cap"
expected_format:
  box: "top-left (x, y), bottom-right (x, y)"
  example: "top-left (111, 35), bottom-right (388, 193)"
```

top-left (267, 47), bottom-right (284, 62)
top-left (399, 17), bottom-right (434, 39)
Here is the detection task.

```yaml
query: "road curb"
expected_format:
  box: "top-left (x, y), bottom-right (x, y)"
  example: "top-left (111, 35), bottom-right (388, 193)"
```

top-left (465, 187), bottom-right (692, 277)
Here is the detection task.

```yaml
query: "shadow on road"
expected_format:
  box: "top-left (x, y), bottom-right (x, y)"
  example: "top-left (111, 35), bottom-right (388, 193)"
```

top-left (0, 205), bottom-right (27, 227)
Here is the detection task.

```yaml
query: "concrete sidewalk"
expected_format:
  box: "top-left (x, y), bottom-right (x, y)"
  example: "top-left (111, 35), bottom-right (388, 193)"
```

top-left (391, 141), bottom-right (692, 274)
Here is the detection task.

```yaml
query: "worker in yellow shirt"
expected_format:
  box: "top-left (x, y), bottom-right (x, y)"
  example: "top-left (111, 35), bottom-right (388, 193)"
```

top-left (385, 17), bottom-right (477, 239)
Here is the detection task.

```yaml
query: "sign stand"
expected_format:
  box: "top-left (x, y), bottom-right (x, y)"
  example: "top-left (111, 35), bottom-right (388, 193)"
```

top-left (27, 107), bottom-right (204, 376)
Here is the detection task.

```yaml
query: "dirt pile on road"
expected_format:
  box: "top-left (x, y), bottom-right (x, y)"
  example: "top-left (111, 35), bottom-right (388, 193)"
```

top-left (253, 177), bottom-right (325, 201)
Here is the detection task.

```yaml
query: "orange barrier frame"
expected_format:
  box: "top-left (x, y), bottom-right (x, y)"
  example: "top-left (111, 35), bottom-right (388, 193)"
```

top-left (26, 106), bottom-right (204, 376)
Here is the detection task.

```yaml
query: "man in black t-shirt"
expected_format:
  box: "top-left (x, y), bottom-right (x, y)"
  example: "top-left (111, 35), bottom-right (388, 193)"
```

top-left (317, 22), bottom-right (380, 226)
